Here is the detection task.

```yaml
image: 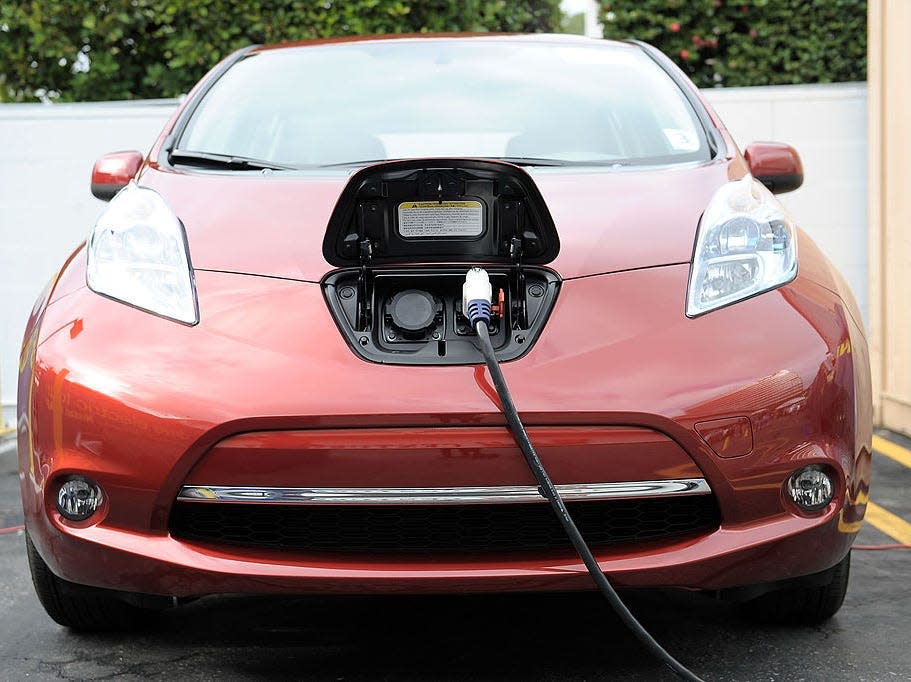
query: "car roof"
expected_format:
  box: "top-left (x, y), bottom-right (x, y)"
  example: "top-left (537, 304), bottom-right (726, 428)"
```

top-left (248, 33), bottom-right (637, 55)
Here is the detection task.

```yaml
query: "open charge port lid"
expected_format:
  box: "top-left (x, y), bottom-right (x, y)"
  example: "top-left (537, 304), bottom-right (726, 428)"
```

top-left (322, 158), bottom-right (560, 267)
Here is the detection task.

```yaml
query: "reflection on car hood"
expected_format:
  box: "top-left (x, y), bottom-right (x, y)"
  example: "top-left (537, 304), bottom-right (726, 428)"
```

top-left (139, 161), bottom-right (733, 281)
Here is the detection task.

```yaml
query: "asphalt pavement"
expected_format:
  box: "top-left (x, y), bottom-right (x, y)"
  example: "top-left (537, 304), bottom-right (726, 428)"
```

top-left (1, 429), bottom-right (909, 682)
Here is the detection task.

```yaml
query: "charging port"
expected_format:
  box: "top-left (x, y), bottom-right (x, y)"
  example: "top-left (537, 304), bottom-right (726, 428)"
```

top-left (320, 159), bottom-right (562, 365)
top-left (323, 267), bottom-right (558, 365)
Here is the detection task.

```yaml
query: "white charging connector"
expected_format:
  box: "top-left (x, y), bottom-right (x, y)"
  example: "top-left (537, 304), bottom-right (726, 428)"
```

top-left (462, 267), bottom-right (493, 327)
top-left (462, 267), bottom-right (492, 311)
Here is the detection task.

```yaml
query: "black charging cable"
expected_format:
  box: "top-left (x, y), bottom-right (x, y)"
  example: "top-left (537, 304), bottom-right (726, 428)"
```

top-left (474, 320), bottom-right (704, 682)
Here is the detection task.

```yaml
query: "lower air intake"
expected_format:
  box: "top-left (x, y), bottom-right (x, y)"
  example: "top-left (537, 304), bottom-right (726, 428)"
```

top-left (169, 496), bottom-right (720, 553)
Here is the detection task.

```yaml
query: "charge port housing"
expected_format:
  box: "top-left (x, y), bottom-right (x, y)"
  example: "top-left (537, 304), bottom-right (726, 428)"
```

top-left (323, 267), bottom-right (559, 365)
top-left (320, 159), bottom-right (562, 365)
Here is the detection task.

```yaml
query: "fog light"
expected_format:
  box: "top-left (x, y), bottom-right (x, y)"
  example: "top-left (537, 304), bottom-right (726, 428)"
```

top-left (786, 465), bottom-right (834, 511)
top-left (56, 478), bottom-right (104, 521)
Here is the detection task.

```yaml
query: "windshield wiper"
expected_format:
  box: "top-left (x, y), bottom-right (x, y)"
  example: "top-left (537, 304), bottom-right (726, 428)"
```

top-left (319, 156), bottom-right (570, 169)
top-left (169, 149), bottom-right (298, 171)
top-left (318, 158), bottom-right (401, 168)
top-left (484, 157), bottom-right (569, 167)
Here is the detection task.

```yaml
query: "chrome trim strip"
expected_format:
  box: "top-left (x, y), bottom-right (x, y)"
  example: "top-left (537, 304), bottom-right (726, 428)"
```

top-left (177, 479), bottom-right (711, 506)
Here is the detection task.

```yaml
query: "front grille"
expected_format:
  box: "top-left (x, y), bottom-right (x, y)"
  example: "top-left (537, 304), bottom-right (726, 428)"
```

top-left (169, 495), bottom-right (720, 553)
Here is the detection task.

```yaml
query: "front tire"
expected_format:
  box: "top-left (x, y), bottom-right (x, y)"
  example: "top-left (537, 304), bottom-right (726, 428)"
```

top-left (26, 533), bottom-right (160, 632)
top-left (741, 551), bottom-right (851, 625)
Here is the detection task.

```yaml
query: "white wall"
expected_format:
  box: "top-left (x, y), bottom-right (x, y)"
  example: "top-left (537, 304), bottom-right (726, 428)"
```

top-left (0, 84), bottom-right (868, 427)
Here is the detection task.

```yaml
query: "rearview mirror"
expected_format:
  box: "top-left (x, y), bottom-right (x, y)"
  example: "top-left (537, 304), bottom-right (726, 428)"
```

top-left (91, 151), bottom-right (144, 201)
top-left (744, 142), bottom-right (803, 194)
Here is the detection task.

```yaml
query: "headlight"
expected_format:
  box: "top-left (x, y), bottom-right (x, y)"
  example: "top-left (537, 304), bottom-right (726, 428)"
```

top-left (86, 182), bottom-right (198, 325)
top-left (686, 176), bottom-right (797, 317)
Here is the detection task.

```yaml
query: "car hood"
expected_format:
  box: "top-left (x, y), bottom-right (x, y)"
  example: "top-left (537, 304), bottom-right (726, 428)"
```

top-left (139, 160), bottom-right (734, 281)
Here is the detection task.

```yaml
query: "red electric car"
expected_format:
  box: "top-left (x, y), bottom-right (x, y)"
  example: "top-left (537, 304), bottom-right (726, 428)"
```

top-left (19, 34), bottom-right (871, 632)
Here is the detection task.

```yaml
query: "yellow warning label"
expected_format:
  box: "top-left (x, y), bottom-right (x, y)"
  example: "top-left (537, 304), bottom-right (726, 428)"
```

top-left (398, 200), bottom-right (484, 238)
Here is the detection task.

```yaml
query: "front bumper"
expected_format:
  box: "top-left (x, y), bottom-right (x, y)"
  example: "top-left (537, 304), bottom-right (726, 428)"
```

top-left (26, 508), bottom-right (853, 596)
top-left (19, 257), bottom-right (871, 596)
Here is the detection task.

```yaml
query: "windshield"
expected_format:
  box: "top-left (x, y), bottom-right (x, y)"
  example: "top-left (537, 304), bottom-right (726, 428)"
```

top-left (177, 38), bottom-right (712, 168)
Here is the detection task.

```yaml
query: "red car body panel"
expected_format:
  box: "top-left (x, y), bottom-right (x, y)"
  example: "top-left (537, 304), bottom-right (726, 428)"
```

top-left (20, 249), bottom-right (870, 594)
top-left (136, 162), bottom-right (731, 282)
top-left (183, 427), bottom-right (704, 489)
top-left (18, 35), bottom-right (872, 600)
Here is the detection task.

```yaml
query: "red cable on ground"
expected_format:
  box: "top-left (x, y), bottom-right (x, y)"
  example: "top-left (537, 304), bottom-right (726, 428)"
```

top-left (854, 543), bottom-right (911, 551)
top-left (0, 525), bottom-right (24, 536)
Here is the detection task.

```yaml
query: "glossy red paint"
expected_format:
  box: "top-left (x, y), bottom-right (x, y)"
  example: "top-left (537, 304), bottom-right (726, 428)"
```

top-left (138, 160), bottom-right (730, 282)
top-left (695, 417), bottom-right (753, 458)
top-left (20, 248), bottom-right (870, 593)
top-left (183, 427), bottom-right (704, 488)
top-left (744, 141), bottom-right (804, 194)
top-left (90, 150), bottom-right (144, 200)
top-left (19, 35), bottom-right (871, 601)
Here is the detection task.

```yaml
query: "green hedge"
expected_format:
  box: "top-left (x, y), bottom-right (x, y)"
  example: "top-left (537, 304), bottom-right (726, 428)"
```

top-left (0, 1), bottom-right (562, 102)
top-left (601, 0), bottom-right (867, 87)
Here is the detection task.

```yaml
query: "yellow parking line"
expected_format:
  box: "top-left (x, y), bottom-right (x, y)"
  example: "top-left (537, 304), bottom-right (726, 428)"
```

top-left (873, 434), bottom-right (911, 469)
top-left (865, 501), bottom-right (911, 545)
top-left (0, 427), bottom-right (14, 437)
